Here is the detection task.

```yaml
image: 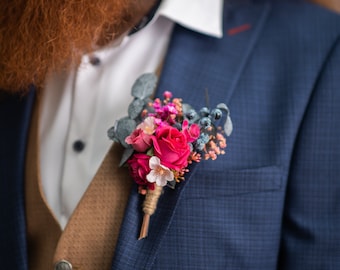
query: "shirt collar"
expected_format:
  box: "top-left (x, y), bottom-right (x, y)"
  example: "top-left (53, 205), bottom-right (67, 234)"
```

top-left (157, 0), bottom-right (224, 38)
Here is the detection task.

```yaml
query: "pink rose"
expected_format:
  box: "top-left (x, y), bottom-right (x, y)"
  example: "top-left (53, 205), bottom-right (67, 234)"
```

top-left (182, 120), bottom-right (200, 143)
top-left (125, 128), bottom-right (153, 152)
top-left (127, 153), bottom-right (154, 190)
top-left (152, 125), bottom-right (191, 170)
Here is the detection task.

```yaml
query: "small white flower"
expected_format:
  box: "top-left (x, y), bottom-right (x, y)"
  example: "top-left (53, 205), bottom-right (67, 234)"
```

top-left (137, 116), bottom-right (156, 135)
top-left (146, 156), bottom-right (174, 187)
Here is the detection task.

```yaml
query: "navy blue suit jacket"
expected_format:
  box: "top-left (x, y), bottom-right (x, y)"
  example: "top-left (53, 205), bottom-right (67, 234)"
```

top-left (1, 0), bottom-right (340, 269)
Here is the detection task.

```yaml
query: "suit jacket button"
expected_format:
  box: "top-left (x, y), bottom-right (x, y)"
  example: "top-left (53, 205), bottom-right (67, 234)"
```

top-left (54, 260), bottom-right (72, 270)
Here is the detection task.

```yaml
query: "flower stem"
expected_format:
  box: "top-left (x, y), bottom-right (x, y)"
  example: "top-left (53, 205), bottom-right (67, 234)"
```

top-left (139, 214), bottom-right (150, 240)
top-left (138, 185), bottom-right (163, 240)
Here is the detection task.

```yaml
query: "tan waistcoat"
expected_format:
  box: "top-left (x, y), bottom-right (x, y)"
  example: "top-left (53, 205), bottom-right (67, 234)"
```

top-left (25, 97), bottom-right (132, 270)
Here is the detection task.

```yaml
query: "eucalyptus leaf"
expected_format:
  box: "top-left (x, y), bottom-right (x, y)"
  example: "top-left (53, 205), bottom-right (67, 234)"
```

top-left (128, 98), bottom-right (145, 120)
top-left (182, 103), bottom-right (194, 114)
top-left (107, 125), bottom-right (118, 142)
top-left (114, 117), bottom-right (137, 147)
top-left (167, 180), bottom-right (176, 189)
top-left (119, 147), bottom-right (135, 167)
top-left (131, 73), bottom-right (158, 100)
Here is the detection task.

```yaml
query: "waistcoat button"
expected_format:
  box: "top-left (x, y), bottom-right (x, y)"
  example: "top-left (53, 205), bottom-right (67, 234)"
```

top-left (73, 140), bottom-right (85, 152)
top-left (54, 260), bottom-right (72, 270)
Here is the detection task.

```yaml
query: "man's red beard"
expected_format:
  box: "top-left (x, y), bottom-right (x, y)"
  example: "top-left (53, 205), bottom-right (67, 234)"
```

top-left (0, 0), bottom-right (157, 93)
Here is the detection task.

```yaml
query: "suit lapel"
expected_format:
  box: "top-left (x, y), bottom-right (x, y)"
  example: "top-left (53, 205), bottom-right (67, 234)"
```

top-left (0, 88), bottom-right (35, 269)
top-left (112, 1), bottom-right (272, 269)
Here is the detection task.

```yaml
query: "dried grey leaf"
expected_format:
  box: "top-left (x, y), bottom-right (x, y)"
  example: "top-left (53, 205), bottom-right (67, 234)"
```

top-left (224, 115), bottom-right (233, 136)
top-left (216, 103), bottom-right (230, 116)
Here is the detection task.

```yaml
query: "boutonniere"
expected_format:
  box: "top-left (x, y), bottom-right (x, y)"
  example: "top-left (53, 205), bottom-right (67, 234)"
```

top-left (108, 73), bottom-right (232, 239)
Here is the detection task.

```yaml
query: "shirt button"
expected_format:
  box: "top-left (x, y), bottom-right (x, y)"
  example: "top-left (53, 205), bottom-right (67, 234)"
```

top-left (73, 140), bottom-right (85, 152)
top-left (54, 260), bottom-right (72, 270)
top-left (89, 55), bottom-right (101, 66)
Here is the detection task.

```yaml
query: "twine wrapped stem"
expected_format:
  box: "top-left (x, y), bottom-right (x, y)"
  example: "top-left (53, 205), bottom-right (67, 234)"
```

top-left (139, 185), bottom-right (163, 240)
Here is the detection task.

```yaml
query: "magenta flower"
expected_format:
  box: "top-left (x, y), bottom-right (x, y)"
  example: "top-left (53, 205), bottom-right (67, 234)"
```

top-left (152, 125), bottom-right (191, 170)
top-left (182, 120), bottom-right (200, 143)
top-left (127, 153), bottom-right (154, 190)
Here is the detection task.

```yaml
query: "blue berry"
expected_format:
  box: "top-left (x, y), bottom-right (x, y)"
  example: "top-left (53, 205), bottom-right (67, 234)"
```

top-left (210, 108), bottom-right (222, 120)
top-left (199, 107), bottom-right (210, 117)
top-left (199, 117), bottom-right (212, 128)
top-left (186, 109), bottom-right (197, 120)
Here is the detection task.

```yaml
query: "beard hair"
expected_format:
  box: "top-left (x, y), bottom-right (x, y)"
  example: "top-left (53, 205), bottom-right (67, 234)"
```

top-left (0, 0), bottom-right (156, 93)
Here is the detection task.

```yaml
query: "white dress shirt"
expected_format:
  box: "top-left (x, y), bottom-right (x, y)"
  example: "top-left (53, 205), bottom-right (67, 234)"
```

top-left (40, 0), bottom-right (223, 229)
